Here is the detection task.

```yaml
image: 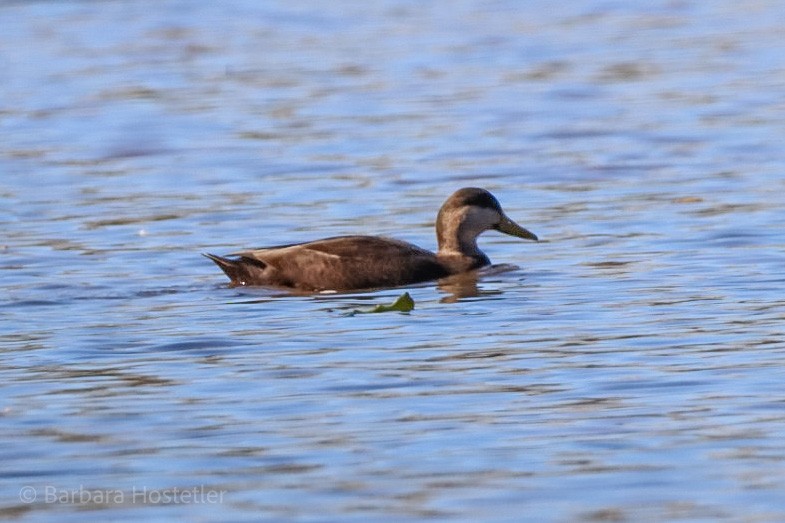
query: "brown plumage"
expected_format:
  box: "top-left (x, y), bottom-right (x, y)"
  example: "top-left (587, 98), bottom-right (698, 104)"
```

top-left (205, 187), bottom-right (538, 291)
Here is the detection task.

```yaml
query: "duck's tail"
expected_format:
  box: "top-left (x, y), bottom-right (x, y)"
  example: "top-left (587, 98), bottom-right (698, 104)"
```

top-left (203, 253), bottom-right (265, 286)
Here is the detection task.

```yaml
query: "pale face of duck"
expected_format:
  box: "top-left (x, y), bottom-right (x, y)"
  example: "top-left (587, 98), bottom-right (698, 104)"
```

top-left (436, 188), bottom-right (537, 256)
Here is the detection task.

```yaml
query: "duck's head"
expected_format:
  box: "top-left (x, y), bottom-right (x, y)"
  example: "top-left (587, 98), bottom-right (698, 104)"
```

top-left (436, 187), bottom-right (538, 256)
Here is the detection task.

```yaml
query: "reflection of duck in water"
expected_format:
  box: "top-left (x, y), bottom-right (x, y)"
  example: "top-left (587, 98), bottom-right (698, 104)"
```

top-left (205, 187), bottom-right (538, 292)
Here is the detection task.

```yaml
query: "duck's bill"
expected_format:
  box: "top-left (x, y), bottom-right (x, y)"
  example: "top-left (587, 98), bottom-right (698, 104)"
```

top-left (495, 215), bottom-right (538, 241)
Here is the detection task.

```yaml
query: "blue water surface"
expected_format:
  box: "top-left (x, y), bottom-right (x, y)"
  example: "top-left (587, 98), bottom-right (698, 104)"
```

top-left (2, 1), bottom-right (785, 521)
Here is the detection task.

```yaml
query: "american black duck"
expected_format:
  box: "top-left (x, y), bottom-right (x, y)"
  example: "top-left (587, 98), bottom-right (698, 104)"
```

top-left (205, 187), bottom-right (537, 291)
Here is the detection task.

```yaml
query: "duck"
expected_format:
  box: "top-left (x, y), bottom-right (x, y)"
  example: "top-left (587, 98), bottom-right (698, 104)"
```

top-left (204, 187), bottom-right (538, 291)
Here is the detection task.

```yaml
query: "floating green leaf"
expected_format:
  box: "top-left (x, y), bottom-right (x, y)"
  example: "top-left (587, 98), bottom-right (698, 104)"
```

top-left (370, 292), bottom-right (415, 313)
top-left (345, 292), bottom-right (415, 316)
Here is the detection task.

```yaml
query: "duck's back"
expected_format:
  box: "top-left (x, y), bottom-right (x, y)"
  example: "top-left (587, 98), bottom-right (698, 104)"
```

top-left (231, 235), bottom-right (449, 291)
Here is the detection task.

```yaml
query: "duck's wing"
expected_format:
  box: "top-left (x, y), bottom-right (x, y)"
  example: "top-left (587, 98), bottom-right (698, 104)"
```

top-left (234, 236), bottom-right (434, 261)
top-left (233, 236), bottom-right (430, 257)
top-left (231, 236), bottom-right (447, 291)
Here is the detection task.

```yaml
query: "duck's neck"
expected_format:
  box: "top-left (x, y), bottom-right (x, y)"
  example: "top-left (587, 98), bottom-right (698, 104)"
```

top-left (436, 213), bottom-right (489, 269)
top-left (438, 222), bottom-right (481, 256)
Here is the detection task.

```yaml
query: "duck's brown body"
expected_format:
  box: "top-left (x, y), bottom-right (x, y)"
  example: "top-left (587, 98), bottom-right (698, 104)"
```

top-left (205, 236), bottom-right (487, 291)
top-left (205, 188), bottom-right (537, 291)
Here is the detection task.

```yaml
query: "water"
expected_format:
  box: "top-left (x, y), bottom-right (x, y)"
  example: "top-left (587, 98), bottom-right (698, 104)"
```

top-left (2, 0), bottom-right (785, 521)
